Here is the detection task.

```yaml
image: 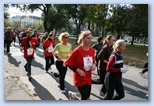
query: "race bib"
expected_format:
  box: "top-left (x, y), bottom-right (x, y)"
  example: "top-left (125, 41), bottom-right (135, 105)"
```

top-left (83, 56), bottom-right (93, 71)
top-left (48, 45), bottom-right (53, 52)
top-left (27, 48), bottom-right (33, 55)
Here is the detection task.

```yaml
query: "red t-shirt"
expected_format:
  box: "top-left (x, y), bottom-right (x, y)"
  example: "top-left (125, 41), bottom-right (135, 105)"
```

top-left (65, 45), bottom-right (95, 87)
top-left (22, 37), bottom-right (39, 57)
top-left (43, 39), bottom-right (55, 56)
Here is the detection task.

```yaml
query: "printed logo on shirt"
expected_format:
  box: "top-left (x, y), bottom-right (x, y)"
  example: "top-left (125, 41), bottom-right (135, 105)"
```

top-left (83, 56), bottom-right (93, 71)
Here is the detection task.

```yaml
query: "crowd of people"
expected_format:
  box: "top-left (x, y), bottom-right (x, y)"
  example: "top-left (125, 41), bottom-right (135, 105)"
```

top-left (4, 26), bottom-right (139, 100)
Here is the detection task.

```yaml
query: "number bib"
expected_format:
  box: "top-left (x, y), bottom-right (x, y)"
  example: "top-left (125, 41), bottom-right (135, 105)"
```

top-left (48, 45), bottom-right (53, 53)
top-left (83, 56), bottom-right (93, 71)
top-left (27, 48), bottom-right (34, 55)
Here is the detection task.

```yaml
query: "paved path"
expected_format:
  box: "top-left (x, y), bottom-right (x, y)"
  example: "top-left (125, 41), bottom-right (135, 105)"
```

top-left (4, 42), bottom-right (148, 100)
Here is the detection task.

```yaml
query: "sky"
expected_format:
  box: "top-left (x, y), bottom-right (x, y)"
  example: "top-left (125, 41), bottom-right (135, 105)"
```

top-left (7, 6), bottom-right (42, 17)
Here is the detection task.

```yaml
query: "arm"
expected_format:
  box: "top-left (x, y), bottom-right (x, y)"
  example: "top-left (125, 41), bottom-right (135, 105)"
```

top-left (34, 38), bottom-right (39, 47)
top-left (65, 50), bottom-right (78, 72)
top-left (52, 44), bottom-right (58, 56)
top-left (106, 55), bottom-right (120, 72)
top-left (98, 47), bottom-right (108, 63)
top-left (43, 40), bottom-right (48, 50)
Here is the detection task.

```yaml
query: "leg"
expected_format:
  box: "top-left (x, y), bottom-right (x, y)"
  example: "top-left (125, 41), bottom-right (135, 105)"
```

top-left (25, 57), bottom-right (33, 77)
top-left (49, 55), bottom-right (54, 69)
top-left (142, 68), bottom-right (148, 74)
top-left (6, 40), bottom-right (11, 53)
top-left (99, 66), bottom-right (107, 95)
top-left (59, 64), bottom-right (67, 90)
top-left (45, 56), bottom-right (49, 72)
top-left (104, 74), bottom-right (115, 100)
top-left (77, 84), bottom-right (91, 100)
top-left (56, 61), bottom-right (67, 90)
top-left (112, 80), bottom-right (124, 100)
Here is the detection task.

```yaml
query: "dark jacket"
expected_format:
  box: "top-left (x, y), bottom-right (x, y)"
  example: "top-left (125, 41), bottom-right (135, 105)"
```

top-left (98, 43), bottom-right (113, 70)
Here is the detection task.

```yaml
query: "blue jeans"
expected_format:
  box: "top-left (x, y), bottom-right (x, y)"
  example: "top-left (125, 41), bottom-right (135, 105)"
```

top-left (25, 57), bottom-right (33, 75)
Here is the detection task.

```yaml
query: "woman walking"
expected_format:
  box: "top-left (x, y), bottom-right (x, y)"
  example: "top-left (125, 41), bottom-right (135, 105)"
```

top-left (65, 30), bottom-right (96, 100)
top-left (104, 39), bottom-right (128, 100)
top-left (52, 32), bottom-right (72, 93)
top-left (97, 35), bottom-right (115, 96)
top-left (21, 28), bottom-right (39, 80)
top-left (43, 32), bottom-right (55, 72)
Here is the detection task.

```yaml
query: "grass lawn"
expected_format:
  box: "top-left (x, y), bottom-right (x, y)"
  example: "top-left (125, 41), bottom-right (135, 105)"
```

top-left (50, 36), bottom-right (148, 68)
top-left (123, 43), bottom-right (148, 68)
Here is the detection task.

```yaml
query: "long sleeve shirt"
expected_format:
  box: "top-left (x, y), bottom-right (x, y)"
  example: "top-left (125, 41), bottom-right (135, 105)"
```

top-left (52, 43), bottom-right (72, 60)
top-left (65, 45), bottom-right (95, 86)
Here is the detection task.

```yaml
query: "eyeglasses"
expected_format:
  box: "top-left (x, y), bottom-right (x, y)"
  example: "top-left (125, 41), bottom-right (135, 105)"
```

top-left (63, 36), bottom-right (69, 39)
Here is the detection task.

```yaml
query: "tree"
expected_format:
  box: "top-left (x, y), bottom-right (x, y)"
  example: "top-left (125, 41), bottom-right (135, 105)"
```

top-left (92, 4), bottom-right (109, 37)
top-left (55, 4), bottom-right (88, 44)
top-left (125, 4), bottom-right (148, 45)
top-left (107, 4), bottom-right (130, 40)
top-left (11, 4), bottom-right (52, 32)
top-left (47, 5), bottom-right (71, 34)
top-left (4, 4), bottom-right (10, 28)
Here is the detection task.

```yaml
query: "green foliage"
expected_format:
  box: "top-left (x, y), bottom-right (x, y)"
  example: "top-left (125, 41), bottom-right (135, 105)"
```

top-left (6, 4), bottom-right (148, 45)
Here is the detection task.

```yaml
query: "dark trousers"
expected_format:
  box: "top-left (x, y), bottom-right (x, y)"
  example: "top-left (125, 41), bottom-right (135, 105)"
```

top-left (95, 57), bottom-right (100, 76)
top-left (25, 57), bottom-right (33, 75)
top-left (142, 68), bottom-right (148, 74)
top-left (12, 37), bottom-right (16, 44)
top-left (104, 72), bottom-right (124, 100)
top-left (45, 56), bottom-right (54, 71)
top-left (77, 84), bottom-right (91, 100)
top-left (6, 40), bottom-right (12, 53)
top-left (99, 64), bottom-right (107, 94)
top-left (55, 61), bottom-right (67, 90)
top-left (18, 37), bottom-right (21, 46)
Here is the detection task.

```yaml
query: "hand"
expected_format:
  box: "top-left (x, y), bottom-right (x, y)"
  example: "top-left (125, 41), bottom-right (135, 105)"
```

top-left (76, 68), bottom-right (86, 77)
top-left (57, 56), bottom-right (62, 61)
top-left (91, 63), bottom-right (96, 71)
top-left (20, 47), bottom-right (23, 52)
top-left (120, 67), bottom-right (128, 73)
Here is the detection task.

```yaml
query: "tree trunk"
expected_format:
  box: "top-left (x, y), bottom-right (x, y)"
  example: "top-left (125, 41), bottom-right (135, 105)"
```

top-left (76, 27), bottom-right (80, 45)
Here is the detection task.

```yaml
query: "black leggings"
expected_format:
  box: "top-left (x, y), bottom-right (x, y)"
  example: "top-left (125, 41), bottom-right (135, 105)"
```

top-left (55, 61), bottom-right (67, 90)
top-left (45, 56), bottom-right (54, 71)
top-left (104, 72), bottom-right (124, 100)
top-left (77, 84), bottom-right (91, 100)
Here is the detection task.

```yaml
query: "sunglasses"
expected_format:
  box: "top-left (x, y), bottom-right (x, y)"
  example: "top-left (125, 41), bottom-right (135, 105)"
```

top-left (63, 36), bottom-right (69, 39)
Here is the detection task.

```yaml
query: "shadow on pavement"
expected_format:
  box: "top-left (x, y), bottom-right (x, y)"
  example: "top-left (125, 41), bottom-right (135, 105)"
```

top-left (32, 59), bottom-right (44, 70)
top-left (90, 93), bottom-right (104, 100)
top-left (29, 77), bottom-right (56, 100)
top-left (46, 72), bottom-right (79, 100)
top-left (35, 48), bottom-right (44, 58)
top-left (7, 54), bottom-right (21, 67)
top-left (122, 78), bottom-right (148, 99)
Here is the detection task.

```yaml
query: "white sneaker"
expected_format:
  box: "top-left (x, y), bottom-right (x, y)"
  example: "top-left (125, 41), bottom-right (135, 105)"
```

top-left (60, 90), bottom-right (66, 94)
top-left (68, 91), bottom-right (75, 100)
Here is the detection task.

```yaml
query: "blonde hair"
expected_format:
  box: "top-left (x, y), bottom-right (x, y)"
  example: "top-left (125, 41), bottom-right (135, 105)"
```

top-left (77, 30), bottom-right (92, 44)
top-left (58, 32), bottom-right (70, 43)
top-left (113, 39), bottom-right (125, 51)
